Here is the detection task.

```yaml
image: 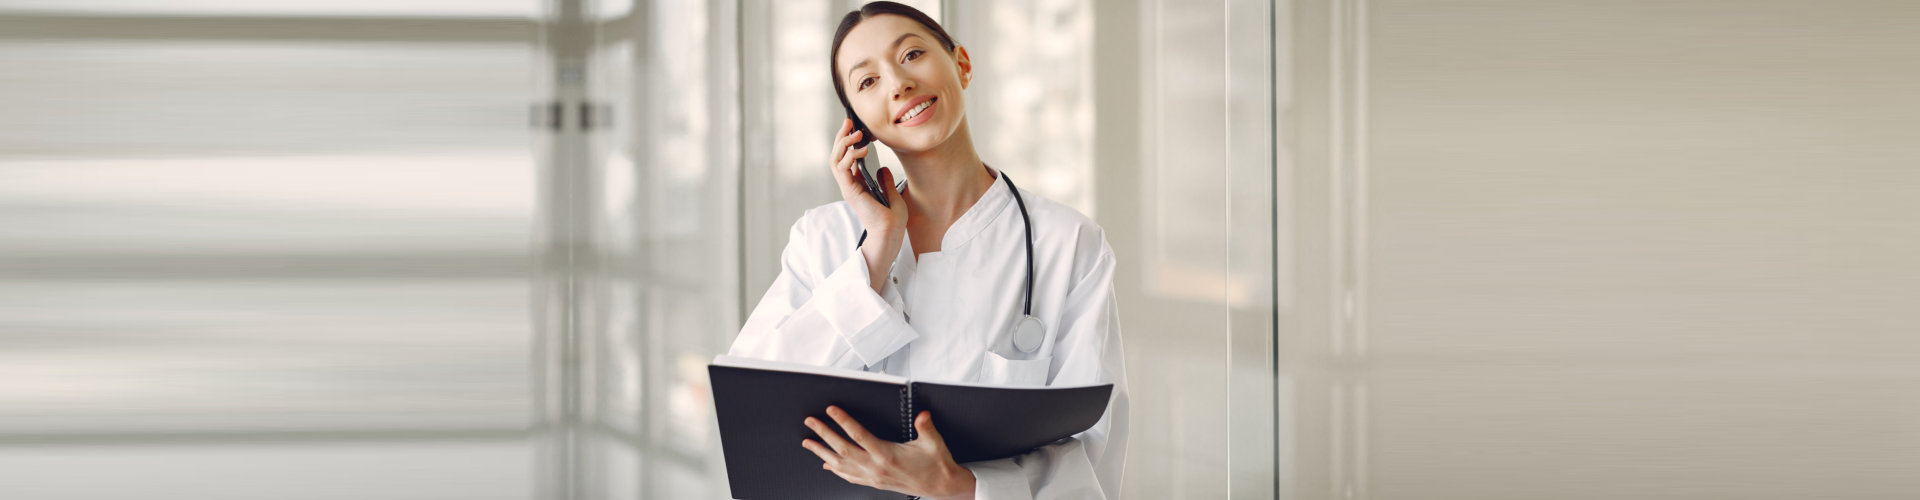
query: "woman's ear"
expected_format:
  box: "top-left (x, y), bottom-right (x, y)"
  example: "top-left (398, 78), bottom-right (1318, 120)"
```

top-left (953, 45), bottom-right (972, 89)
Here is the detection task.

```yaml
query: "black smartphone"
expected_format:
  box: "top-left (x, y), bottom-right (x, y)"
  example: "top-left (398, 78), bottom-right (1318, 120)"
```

top-left (848, 116), bottom-right (891, 208)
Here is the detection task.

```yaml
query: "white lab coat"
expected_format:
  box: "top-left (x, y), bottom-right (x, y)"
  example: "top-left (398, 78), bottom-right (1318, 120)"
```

top-left (728, 170), bottom-right (1129, 499)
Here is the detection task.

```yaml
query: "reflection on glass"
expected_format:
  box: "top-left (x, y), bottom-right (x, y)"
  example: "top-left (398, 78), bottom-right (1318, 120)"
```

top-left (946, 0), bottom-right (1095, 216)
top-left (0, 15), bottom-right (534, 500)
top-left (564, 0), bottom-right (738, 498)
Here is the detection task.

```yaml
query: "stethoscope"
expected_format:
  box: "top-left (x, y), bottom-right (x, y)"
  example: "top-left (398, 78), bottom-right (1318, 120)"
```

top-left (855, 170), bottom-right (1045, 354)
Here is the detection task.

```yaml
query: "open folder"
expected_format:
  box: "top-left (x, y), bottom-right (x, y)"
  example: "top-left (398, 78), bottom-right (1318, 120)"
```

top-left (708, 355), bottom-right (1113, 500)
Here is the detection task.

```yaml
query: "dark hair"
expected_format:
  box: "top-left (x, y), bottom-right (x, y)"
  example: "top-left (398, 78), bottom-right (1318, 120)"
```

top-left (830, 1), bottom-right (958, 138)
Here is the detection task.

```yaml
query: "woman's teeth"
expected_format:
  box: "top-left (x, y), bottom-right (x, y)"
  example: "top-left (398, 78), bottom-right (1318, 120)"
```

top-left (899, 98), bottom-right (934, 123)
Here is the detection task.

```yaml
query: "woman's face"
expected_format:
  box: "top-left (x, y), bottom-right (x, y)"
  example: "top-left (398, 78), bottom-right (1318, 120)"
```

top-left (835, 14), bottom-right (970, 154)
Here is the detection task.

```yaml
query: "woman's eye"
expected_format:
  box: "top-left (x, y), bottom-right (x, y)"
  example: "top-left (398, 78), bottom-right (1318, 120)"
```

top-left (858, 77), bottom-right (875, 90)
top-left (903, 49), bottom-right (923, 62)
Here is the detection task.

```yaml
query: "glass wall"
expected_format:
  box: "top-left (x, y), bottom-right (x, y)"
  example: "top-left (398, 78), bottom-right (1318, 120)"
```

top-left (531, 0), bottom-right (746, 497)
top-left (0, 3), bottom-right (540, 500)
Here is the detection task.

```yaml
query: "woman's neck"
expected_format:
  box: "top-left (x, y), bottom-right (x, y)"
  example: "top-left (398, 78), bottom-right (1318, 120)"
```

top-left (894, 120), bottom-right (994, 224)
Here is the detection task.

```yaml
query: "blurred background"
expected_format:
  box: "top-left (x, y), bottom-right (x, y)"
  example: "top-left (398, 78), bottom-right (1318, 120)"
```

top-left (1, 0), bottom-right (1915, 499)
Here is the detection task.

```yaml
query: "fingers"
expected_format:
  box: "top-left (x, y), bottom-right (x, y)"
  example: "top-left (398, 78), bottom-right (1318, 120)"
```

top-left (837, 135), bottom-right (875, 190)
top-left (804, 416), bottom-right (861, 456)
top-left (828, 118), bottom-right (861, 182)
top-left (832, 118), bottom-right (854, 155)
top-left (830, 129), bottom-right (863, 172)
top-left (835, 145), bottom-right (873, 197)
top-left (801, 438), bottom-right (841, 468)
top-left (827, 405), bottom-right (884, 449)
top-left (836, 142), bottom-right (871, 178)
top-left (827, 122), bottom-right (894, 223)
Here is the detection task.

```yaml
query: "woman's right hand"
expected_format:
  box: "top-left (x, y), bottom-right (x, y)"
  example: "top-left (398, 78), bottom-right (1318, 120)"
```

top-left (830, 118), bottom-right (909, 293)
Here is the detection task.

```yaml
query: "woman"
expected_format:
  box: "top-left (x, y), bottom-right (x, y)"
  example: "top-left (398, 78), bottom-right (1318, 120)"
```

top-left (727, 2), bottom-right (1128, 499)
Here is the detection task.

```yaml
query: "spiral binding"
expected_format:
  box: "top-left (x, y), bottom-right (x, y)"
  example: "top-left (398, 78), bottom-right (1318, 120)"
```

top-left (899, 385), bottom-right (917, 442)
top-left (900, 384), bottom-right (919, 500)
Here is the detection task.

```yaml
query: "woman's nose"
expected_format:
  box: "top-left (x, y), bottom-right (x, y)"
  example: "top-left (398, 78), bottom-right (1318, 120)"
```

top-left (891, 80), bottom-right (915, 99)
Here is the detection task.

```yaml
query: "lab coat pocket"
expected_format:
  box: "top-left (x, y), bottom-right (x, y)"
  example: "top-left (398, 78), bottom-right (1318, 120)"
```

top-left (979, 352), bottom-right (1053, 387)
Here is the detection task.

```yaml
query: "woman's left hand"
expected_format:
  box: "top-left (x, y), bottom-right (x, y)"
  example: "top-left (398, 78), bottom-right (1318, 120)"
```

top-left (802, 406), bottom-right (977, 500)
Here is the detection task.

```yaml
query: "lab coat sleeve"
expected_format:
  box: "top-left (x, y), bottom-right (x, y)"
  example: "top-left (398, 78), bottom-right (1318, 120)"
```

top-left (727, 214), bottom-right (916, 370)
top-left (966, 241), bottom-right (1129, 500)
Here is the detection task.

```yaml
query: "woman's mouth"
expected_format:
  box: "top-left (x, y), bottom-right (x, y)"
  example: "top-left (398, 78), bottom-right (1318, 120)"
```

top-left (895, 97), bottom-right (937, 127)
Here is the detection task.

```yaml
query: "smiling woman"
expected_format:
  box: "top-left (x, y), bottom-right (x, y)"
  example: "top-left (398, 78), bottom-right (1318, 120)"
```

top-left (722, 2), bottom-right (1130, 500)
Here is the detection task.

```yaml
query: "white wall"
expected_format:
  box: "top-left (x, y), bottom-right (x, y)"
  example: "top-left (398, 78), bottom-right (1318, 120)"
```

top-left (1280, 0), bottom-right (1920, 498)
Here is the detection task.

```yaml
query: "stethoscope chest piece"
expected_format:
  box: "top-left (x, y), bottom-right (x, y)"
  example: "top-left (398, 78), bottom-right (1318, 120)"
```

top-left (1013, 315), bottom-right (1046, 353)
top-left (864, 170), bottom-right (1047, 356)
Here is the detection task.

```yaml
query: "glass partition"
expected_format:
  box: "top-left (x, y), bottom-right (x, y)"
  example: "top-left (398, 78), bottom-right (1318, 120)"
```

top-left (0, 7), bottom-right (538, 500)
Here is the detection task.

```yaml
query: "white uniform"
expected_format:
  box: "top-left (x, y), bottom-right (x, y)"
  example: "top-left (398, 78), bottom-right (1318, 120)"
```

top-left (728, 171), bottom-right (1129, 499)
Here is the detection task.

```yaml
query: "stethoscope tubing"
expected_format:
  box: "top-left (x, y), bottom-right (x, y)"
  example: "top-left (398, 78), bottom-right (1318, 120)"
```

top-left (1003, 173), bottom-right (1035, 318)
top-left (853, 171), bottom-right (1041, 350)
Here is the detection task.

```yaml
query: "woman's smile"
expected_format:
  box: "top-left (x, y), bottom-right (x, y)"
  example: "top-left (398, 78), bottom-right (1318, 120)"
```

top-left (895, 96), bottom-right (938, 127)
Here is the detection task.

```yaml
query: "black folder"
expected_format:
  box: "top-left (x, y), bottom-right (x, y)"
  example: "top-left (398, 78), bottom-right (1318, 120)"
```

top-left (709, 355), bottom-right (1113, 500)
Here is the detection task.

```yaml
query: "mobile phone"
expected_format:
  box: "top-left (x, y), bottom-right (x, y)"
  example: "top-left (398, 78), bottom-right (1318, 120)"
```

top-left (848, 117), bottom-right (891, 208)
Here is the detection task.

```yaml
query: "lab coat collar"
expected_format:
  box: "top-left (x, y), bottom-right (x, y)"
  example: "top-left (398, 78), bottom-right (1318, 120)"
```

top-left (932, 166), bottom-right (1016, 254)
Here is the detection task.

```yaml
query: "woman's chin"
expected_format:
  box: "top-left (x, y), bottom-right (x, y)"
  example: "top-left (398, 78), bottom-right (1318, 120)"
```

top-left (888, 139), bottom-right (942, 156)
top-left (886, 122), bottom-right (955, 154)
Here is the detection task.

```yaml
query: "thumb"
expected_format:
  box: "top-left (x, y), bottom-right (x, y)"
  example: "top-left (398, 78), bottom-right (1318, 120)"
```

top-left (913, 411), bottom-right (942, 445)
top-left (878, 167), bottom-right (901, 202)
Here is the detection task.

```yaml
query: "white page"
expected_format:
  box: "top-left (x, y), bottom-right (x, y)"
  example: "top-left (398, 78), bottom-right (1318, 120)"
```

top-left (710, 355), bottom-right (909, 385)
top-left (713, 355), bottom-right (1109, 391)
